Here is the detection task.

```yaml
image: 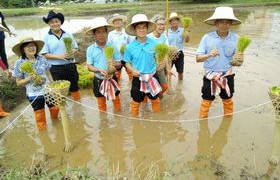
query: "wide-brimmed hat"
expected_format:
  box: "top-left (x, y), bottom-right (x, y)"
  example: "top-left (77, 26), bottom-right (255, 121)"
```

top-left (12, 37), bottom-right (44, 56)
top-left (43, 10), bottom-right (65, 24)
top-left (0, 17), bottom-right (9, 32)
top-left (85, 17), bottom-right (115, 36)
top-left (204, 7), bottom-right (241, 25)
top-left (169, 12), bottom-right (182, 22)
top-left (108, 13), bottom-right (127, 24)
top-left (125, 14), bottom-right (156, 36)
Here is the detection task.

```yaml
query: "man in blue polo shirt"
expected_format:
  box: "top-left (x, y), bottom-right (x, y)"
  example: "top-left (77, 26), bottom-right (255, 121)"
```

top-left (124, 14), bottom-right (162, 117)
top-left (196, 7), bottom-right (244, 118)
top-left (41, 10), bottom-right (81, 101)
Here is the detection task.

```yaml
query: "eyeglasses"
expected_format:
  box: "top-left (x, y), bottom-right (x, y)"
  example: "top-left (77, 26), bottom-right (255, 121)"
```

top-left (156, 23), bottom-right (166, 26)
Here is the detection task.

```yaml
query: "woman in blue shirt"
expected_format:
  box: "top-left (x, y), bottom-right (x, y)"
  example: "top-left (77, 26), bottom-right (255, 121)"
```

top-left (12, 37), bottom-right (59, 130)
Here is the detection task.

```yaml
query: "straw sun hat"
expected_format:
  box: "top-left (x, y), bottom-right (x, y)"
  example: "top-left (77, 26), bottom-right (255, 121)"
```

top-left (85, 17), bottom-right (115, 36)
top-left (108, 13), bottom-right (127, 24)
top-left (125, 14), bottom-right (156, 36)
top-left (168, 12), bottom-right (182, 22)
top-left (204, 7), bottom-right (241, 25)
top-left (12, 37), bottom-right (44, 56)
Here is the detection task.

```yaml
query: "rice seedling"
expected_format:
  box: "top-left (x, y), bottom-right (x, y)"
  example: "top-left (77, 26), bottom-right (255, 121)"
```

top-left (19, 61), bottom-right (46, 86)
top-left (104, 45), bottom-right (115, 70)
top-left (120, 44), bottom-right (126, 55)
top-left (230, 36), bottom-right (251, 66)
top-left (155, 44), bottom-right (169, 65)
top-left (181, 17), bottom-right (193, 28)
top-left (77, 64), bottom-right (94, 89)
top-left (63, 37), bottom-right (73, 54)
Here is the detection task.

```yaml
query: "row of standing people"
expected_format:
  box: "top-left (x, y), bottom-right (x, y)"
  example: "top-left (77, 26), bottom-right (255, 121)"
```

top-left (1, 7), bottom-right (244, 131)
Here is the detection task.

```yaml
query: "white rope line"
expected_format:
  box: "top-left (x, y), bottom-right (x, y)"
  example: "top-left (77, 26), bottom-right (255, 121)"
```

top-left (0, 87), bottom-right (45, 135)
top-left (61, 93), bottom-right (272, 123)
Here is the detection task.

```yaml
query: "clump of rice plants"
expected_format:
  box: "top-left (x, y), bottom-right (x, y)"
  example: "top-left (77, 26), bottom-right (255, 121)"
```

top-left (63, 37), bottom-right (73, 54)
top-left (230, 36), bottom-right (251, 66)
top-left (181, 17), bottom-right (193, 28)
top-left (155, 44), bottom-right (169, 65)
top-left (77, 64), bottom-right (94, 89)
top-left (20, 61), bottom-right (46, 86)
top-left (104, 45), bottom-right (115, 70)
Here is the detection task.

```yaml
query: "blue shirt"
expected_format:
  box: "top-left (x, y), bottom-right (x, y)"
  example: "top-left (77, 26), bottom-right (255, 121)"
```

top-left (196, 31), bottom-right (238, 73)
top-left (41, 29), bottom-right (78, 65)
top-left (147, 32), bottom-right (169, 45)
top-left (168, 27), bottom-right (184, 51)
top-left (123, 37), bottom-right (157, 74)
top-left (86, 42), bottom-right (120, 79)
top-left (108, 28), bottom-right (134, 61)
top-left (12, 55), bottom-right (51, 97)
top-left (0, 12), bottom-right (5, 40)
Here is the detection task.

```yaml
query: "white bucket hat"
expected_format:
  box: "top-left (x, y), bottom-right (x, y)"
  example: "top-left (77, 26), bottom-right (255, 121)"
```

top-left (125, 14), bottom-right (156, 36)
top-left (169, 12), bottom-right (182, 22)
top-left (108, 13), bottom-right (127, 24)
top-left (0, 17), bottom-right (9, 32)
top-left (85, 17), bottom-right (115, 36)
top-left (204, 7), bottom-right (241, 25)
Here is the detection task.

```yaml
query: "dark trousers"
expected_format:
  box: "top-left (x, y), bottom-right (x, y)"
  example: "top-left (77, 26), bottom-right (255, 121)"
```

top-left (201, 74), bottom-right (235, 101)
top-left (131, 74), bottom-right (160, 102)
top-left (28, 96), bottom-right (54, 111)
top-left (50, 63), bottom-right (79, 92)
top-left (0, 39), bottom-right (8, 68)
top-left (172, 51), bottom-right (184, 73)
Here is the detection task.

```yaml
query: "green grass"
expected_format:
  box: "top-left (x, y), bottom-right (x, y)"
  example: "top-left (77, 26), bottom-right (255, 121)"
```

top-left (1, 0), bottom-right (280, 17)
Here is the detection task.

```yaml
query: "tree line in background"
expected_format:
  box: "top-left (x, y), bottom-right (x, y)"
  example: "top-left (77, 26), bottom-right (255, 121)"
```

top-left (0, 0), bottom-right (223, 8)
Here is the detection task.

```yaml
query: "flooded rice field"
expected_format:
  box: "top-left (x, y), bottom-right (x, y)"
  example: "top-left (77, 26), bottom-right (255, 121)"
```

top-left (1, 7), bottom-right (280, 179)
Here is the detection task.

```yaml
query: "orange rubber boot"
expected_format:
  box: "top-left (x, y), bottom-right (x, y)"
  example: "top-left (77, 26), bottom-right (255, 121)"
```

top-left (97, 97), bottom-right (107, 112)
top-left (159, 83), bottom-right (168, 98)
top-left (223, 98), bottom-right (233, 117)
top-left (34, 109), bottom-right (46, 130)
top-left (71, 90), bottom-right (81, 101)
top-left (49, 106), bottom-right (59, 120)
top-left (113, 96), bottom-right (121, 112)
top-left (199, 99), bottom-right (212, 119)
top-left (0, 105), bottom-right (10, 118)
top-left (131, 100), bottom-right (141, 117)
top-left (151, 98), bottom-right (160, 113)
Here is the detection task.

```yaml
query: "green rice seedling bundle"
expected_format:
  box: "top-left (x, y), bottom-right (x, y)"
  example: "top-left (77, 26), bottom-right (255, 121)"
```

top-left (182, 17), bottom-right (193, 28)
top-left (47, 80), bottom-right (71, 97)
top-left (268, 85), bottom-right (280, 115)
top-left (104, 45), bottom-right (115, 69)
top-left (63, 37), bottom-right (73, 54)
top-left (155, 44), bottom-right (169, 65)
top-left (120, 44), bottom-right (126, 55)
top-left (231, 36), bottom-right (251, 66)
top-left (20, 61), bottom-right (46, 86)
top-left (77, 64), bottom-right (94, 89)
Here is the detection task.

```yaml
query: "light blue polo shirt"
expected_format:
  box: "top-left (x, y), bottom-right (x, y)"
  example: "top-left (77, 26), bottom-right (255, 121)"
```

top-left (168, 27), bottom-right (184, 51)
top-left (196, 31), bottom-right (238, 73)
top-left (108, 28), bottom-right (134, 60)
top-left (123, 37), bottom-right (157, 74)
top-left (147, 32), bottom-right (169, 45)
top-left (41, 29), bottom-right (78, 65)
top-left (12, 55), bottom-right (51, 98)
top-left (86, 42), bottom-right (119, 79)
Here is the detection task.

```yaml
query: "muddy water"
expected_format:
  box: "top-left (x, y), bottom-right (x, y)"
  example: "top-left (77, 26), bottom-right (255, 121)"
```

top-left (1, 7), bottom-right (280, 179)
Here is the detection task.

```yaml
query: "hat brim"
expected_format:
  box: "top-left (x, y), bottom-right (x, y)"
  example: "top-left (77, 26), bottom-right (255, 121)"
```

top-left (169, 15), bottom-right (182, 22)
top-left (204, 18), bottom-right (242, 25)
top-left (108, 15), bottom-right (127, 24)
top-left (85, 25), bottom-right (115, 36)
top-left (12, 40), bottom-right (44, 56)
top-left (125, 21), bottom-right (156, 36)
top-left (43, 13), bottom-right (65, 25)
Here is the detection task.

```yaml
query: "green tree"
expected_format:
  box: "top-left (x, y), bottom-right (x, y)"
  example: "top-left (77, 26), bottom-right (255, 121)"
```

top-left (8, 0), bottom-right (32, 7)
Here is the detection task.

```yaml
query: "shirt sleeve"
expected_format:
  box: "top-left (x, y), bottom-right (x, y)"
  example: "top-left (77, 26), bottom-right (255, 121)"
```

top-left (12, 60), bottom-right (24, 78)
top-left (86, 46), bottom-right (94, 65)
top-left (40, 56), bottom-right (52, 70)
top-left (196, 35), bottom-right (207, 55)
top-left (40, 35), bottom-right (49, 54)
top-left (123, 45), bottom-right (132, 63)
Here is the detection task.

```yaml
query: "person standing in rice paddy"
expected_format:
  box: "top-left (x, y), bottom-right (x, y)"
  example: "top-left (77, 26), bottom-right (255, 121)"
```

top-left (167, 12), bottom-right (190, 81)
top-left (12, 37), bottom-right (59, 130)
top-left (107, 13), bottom-right (134, 82)
top-left (0, 58), bottom-right (10, 118)
top-left (124, 14), bottom-right (162, 117)
top-left (196, 7), bottom-right (244, 118)
top-left (148, 14), bottom-right (169, 98)
top-left (0, 11), bottom-right (16, 69)
top-left (41, 10), bottom-right (81, 101)
top-left (86, 17), bottom-right (121, 112)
